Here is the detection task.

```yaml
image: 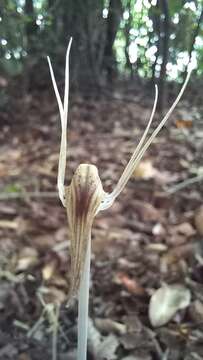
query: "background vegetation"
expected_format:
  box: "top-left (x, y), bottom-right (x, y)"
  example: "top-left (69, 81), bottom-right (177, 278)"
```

top-left (1, 0), bottom-right (203, 110)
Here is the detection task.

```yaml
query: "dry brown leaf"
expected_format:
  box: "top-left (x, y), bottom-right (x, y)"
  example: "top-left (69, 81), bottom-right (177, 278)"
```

top-left (0, 220), bottom-right (18, 229)
top-left (133, 159), bottom-right (156, 179)
top-left (170, 222), bottom-right (196, 237)
top-left (146, 243), bottom-right (168, 252)
top-left (42, 262), bottom-right (57, 281)
top-left (115, 272), bottom-right (146, 296)
top-left (32, 234), bottom-right (56, 250)
top-left (123, 315), bottom-right (143, 333)
top-left (133, 200), bottom-right (160, 222)
top-left (32, 164), bottom-right (55, 178)
top-left (160, 243), bottom-right (198, 275)
top-left (97, 334), bottom-right (119, 360)
top-left (0, 344), bottom-right (18, 358)
top-left (0, 205), bottom-right (17, 215)
top-left (88, 318), bottom-right (102, 356)
top-left (18, 353), bottom-right (32, 360)
top-left (16, 247), bottom-right (39, 271)
top-left (95, 318), bottom-right (127, 335)
top-left (175, 119), bottom-right (193, 129)
top-left (167, 243), bottom-right (198, 260)
top-left (48, 274), bottom-right (67, 288)
top-left (189, 300), bottom-right (203, 323)
top-left (120, 332), bottom-right (150, 351)
top-left (41, 286), bottom-right (66, 304)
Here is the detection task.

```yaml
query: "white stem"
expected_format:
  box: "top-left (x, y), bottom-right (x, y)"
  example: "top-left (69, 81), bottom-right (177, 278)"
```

top-left (77, 237), bottom-right (91, 360)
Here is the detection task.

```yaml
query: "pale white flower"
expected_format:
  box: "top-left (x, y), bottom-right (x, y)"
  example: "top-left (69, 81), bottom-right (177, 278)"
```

top-left (48, 38), bottom-right (192, 301)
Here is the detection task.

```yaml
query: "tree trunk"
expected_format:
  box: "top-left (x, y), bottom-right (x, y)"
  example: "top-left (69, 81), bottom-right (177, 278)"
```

top-left (151, 0), bottom-right (161, 86)
top-left (182, 6), bottom-right (203, 82)
top-left (124, 1), bottom-right (133, 77)
top-left (25, 0), bottom-right (37, 53)
top-left (103, 0), bottom-right (122, 83)
top-left (158, 0), bottom-right (170, 113)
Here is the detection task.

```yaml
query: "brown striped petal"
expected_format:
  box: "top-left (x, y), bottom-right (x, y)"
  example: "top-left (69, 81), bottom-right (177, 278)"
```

top-left (65, 164), bottom-right (105, 303)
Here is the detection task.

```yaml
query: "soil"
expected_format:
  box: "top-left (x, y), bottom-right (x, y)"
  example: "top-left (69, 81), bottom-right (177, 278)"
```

top-left (0, 84), bottom-right (203, 360)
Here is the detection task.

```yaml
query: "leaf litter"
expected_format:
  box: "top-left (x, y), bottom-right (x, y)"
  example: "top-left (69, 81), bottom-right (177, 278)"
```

top-left (0, 86), bottom-right (203, 359)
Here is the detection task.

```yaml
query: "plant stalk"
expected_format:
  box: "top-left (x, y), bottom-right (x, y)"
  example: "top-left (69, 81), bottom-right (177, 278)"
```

top-left (52, 303), bottom-right (60, 360)
top-left (77, 237), bottom-right (91, 360)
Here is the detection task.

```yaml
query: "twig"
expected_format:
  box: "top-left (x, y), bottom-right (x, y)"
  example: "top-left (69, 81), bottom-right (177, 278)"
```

top-left (146, 327), bottom-right (163, 359)
top-left (52, 240), bottom-right (70, 253)
top-left (77, 238), bottom-right (91, 360)
top-left (27, 312), bottom-right (45, 338)
top-left (0, 269), bottom-right (24, 283)
top-left (52, 304), bottom-right (60, 360)
top-left (166, 173), bottom-right (203, 194)
top-left (0, 191), bottom-right (58, 200)
top-left (190, 353), bottom-right (203, 360)
top-left (162, 348), bottom-right (169, 360)
top-left (30, 293), bottom-right (60, 360)
top-left (13, 320), bottom-right (30, 331)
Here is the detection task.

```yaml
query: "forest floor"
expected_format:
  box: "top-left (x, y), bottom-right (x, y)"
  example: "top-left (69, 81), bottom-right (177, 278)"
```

top-left (0, 84), bottom-right (203, 360)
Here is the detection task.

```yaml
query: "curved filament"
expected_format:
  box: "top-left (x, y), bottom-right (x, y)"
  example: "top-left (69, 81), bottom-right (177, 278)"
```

top-left (47, 38), bottom-right (72, 206)
top-left (99, 69), bottom-right (192, 211)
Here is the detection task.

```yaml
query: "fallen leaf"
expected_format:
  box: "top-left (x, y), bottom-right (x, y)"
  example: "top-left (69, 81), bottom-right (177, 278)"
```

top-left (123, 315), bottom-right (143, 333)
top-left (32, 234), bottom-right (56, 250)
top-left (0, 220), bottom-right (18, 229)
top-left (149, 284), bottom-right (191, 327)
top-left (16, 247), bottom-right (39, 271)
top-left (88, 318), bottom-right (102, 356)
top-left (146, 243), bottom-right (168, 252)
top-left (175, 119), bottom-right (193, 129)
top-left (133, 160), bottom-right (156, 179)
top-left (0, 205), bottom-right (16, 215)
top-left (97, 334), bottom-right (119, 360)
top-left (132, 160), bottom-right (173, 185)
top-left (164, 242), bottom-right (198, 261)
top-left (170, 222), bottom-right (196, 237)
top-left (133, 200), bottom-right (160, 222)
top-left (120, 328), bottom-right (152, 351)
top-left (95, 318), bottom-right (127, 335)
top-left (0, 344), bottom-right (18, 358)
top-left (42, 262), bottom-right (56, 281)
top-left (18, 353), bottom-right (31, 360)
top-left (42, 253), bottom-right (60, 281)
top-left (46, 286), bottom-right (66, 304)
top-left (189, 300), bottom-right (203, 323)
top-left (115, 272), bottom-right (146, 296)
top-left (120, 333), bottom-right (142, 350)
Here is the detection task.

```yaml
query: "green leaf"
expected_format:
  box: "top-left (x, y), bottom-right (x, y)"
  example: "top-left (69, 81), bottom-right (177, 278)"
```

top-left (0, 58), bottom-right (23, 76)
top-left (169, 0), bottom-right (183, 16)
top-left (4, 184), bottom-right (22, 193)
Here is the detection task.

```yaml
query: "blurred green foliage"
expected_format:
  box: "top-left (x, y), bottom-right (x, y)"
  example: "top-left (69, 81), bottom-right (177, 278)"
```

top-left (0, 0), bottom-right (203, 83)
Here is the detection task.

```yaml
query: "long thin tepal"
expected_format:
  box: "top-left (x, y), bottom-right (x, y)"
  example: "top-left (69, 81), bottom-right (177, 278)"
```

top-left (98, 84), bottom-right (158, 211)
top-left (99, 69), bottom-right (192, 211)
top-left (47, 38), bottom-right (72, 206)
